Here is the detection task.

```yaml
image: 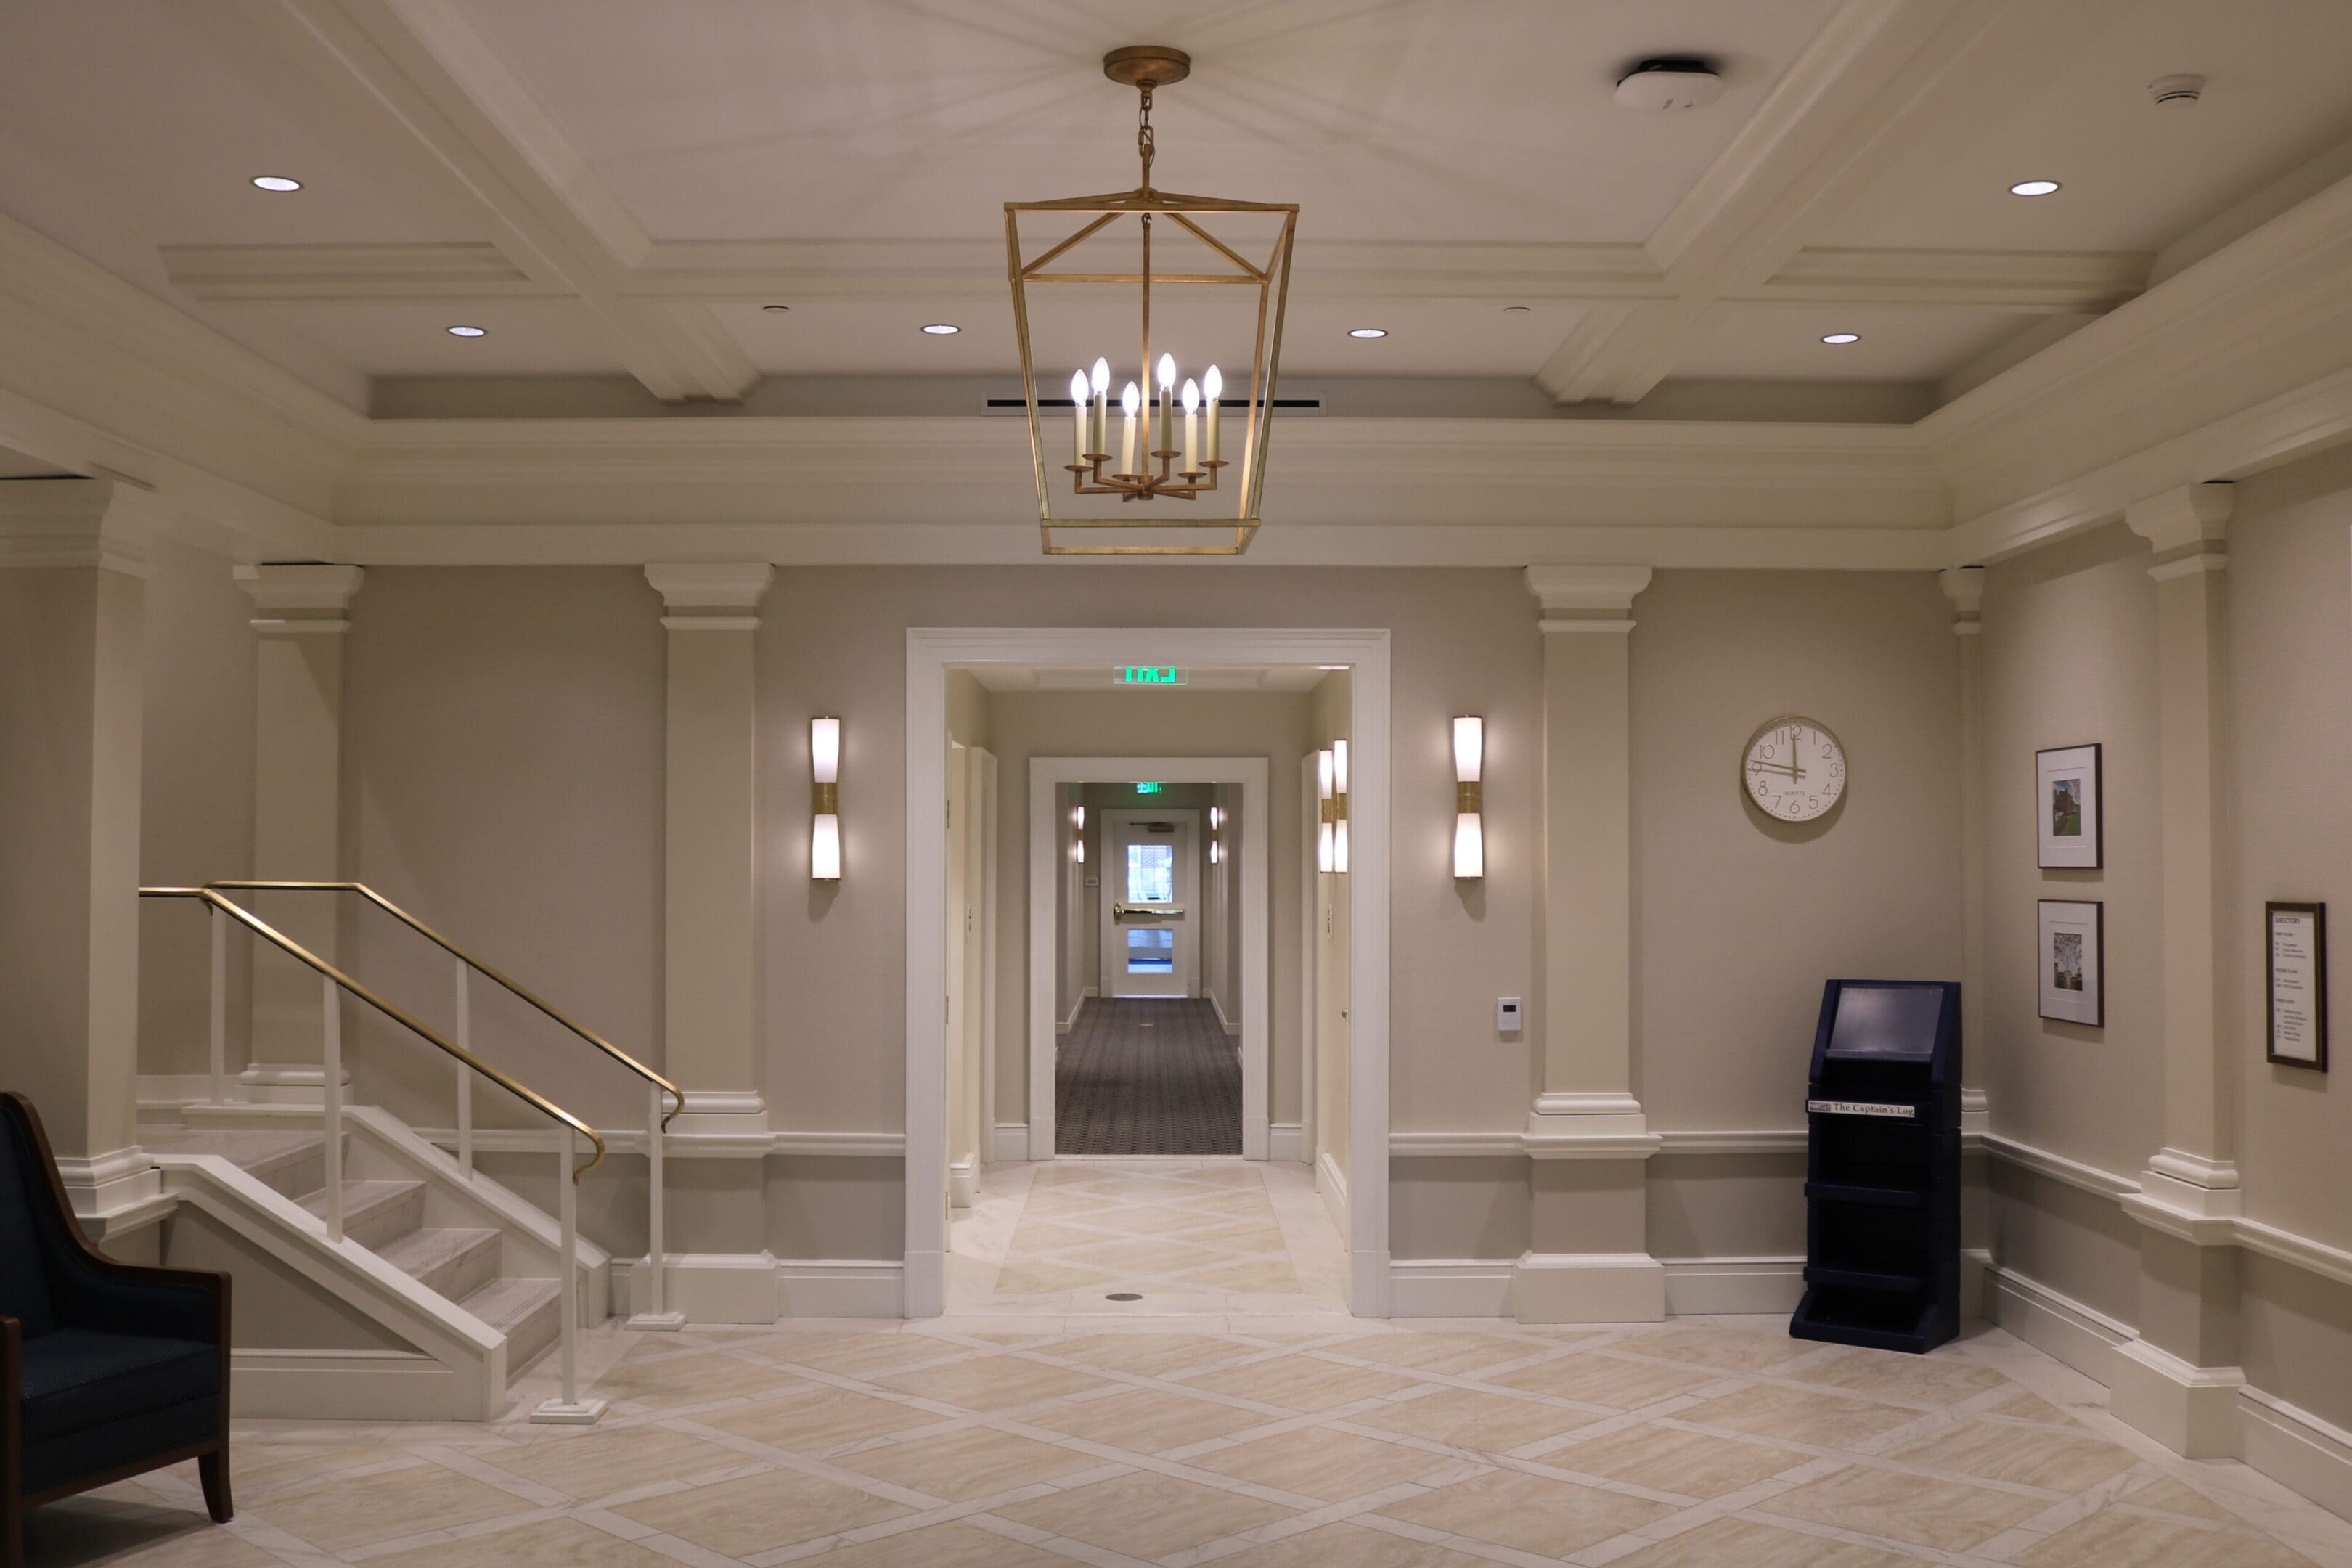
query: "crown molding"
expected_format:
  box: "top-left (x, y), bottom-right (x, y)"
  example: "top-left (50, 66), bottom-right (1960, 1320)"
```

top-left (645, 561), bottom-right (773, 612)
top-left (1526, 564), bottom-right (1654, 614)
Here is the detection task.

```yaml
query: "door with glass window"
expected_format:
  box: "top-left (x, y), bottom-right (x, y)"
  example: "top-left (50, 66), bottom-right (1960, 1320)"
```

top-left (1100, 811), bottom-right (1199, 998)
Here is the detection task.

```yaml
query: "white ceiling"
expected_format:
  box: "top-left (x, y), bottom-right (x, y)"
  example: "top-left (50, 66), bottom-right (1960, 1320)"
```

top-left (2, 0), bottom-right (2348, 415)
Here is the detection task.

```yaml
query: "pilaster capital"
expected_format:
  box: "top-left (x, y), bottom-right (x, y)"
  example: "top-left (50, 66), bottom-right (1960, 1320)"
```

top-left (1938, 566), bottom-right (1985, 636)
top-left (646, 562), bottom-right (773, 622)
top-left (2124, 481), bottom-right (2234, 556)
top-left (235, 563), bottom-right (365, 632)
top-left (0, 476), bottom-right (166, 578)
top-left (1526, 564), bottom-right (1654, 629)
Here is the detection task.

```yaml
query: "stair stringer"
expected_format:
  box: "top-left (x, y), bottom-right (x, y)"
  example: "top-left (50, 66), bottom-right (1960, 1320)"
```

top-left (151, 1153), bottom-right (507, 1421)
top-left (179, 1103), bottom-right (613, 1324)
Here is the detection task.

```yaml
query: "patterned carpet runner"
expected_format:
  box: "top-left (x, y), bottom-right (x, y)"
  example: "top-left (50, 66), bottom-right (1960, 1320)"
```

top-left (1055, 997), bottom-right (1241, 1155)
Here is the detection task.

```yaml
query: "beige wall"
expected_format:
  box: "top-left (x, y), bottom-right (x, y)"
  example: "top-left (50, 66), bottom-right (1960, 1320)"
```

top-left (137, 536), bottom-right (258, 1079)
top-left (340, 568), bottom-right (666, 1133)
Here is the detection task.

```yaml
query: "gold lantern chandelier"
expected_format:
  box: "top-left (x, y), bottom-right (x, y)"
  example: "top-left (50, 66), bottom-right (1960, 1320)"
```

top-left (1007, 46), bottom-right (1298, 556)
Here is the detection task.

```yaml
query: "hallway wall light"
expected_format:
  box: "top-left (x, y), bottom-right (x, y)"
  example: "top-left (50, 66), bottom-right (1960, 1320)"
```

top-left (1331, 739), bottom-right (1350, 875)
top-left (1453, 715), bottom-right (1485, 879)
top-left (811, 717), bottom-right (842, 880)
top-left (1208, 804), bottom-right (1223, 864)
top-left (1073, 803), bottom-right (1086, 864)
top-left (1316, 749), bottom-right (1336, 874)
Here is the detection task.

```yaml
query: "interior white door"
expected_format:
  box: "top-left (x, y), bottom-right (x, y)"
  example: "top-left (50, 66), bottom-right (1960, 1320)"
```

top-left (1101, 810), bottom-right (1198, 998)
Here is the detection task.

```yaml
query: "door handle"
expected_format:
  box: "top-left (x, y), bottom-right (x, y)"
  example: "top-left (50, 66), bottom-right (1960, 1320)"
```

top-left (1113, 903), bottom-right (1185, 920)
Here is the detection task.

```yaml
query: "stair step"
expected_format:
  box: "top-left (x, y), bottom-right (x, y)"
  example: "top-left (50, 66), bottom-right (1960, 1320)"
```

top-left (460, 1277), bottom-right (564, 1373)
top-left (378, 1225), bottom-right (503, 1302)
top-left (144, 1128), bottom-right (331, 1202)
top-left (299, 1178), bottom-right (425, 1249)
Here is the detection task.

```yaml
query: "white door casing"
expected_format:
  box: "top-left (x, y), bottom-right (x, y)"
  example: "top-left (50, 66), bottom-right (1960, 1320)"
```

top-left (910, 629), bottom-right (1391, 1320)
top-left (1101, 809), bottom-right (1198, 999)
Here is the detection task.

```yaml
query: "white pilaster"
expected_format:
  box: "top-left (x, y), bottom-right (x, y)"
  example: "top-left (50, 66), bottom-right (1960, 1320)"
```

top-left (646, 563), bottom-right (772, 1142)
top-left (1519, 564), bottom-right (1662, 1322)
top-left (234, 564), bottom-right (364, 1092)
top-left (0, 478), bottom-right (164, 1222)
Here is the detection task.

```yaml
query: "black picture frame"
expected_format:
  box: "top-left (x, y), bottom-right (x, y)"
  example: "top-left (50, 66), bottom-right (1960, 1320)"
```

top-left (2266, 901), bottom-right (2329, 1071)
top-left (2038, 899), bottom-right (2105, 1027)
top-left (2035, 743), bottom-right (2103, 870)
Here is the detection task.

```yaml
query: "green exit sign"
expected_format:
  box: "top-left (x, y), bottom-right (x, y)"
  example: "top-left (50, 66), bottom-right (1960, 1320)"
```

top-left (1116, 666), bottom-right (1186, 686)
top-left (1135, 782), bottom-right (1164, 794)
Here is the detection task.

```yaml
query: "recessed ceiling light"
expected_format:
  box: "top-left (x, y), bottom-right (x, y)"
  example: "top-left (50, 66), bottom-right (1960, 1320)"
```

top-left (761, 303), bottom-right (791, 314)
top-left (446, 324), bottom-right (487, 338)
top-left (1347, 327), bottom-right (1388, 339)
top-left (920, 322), bottom-right (960, 335)
top-left (2009, 179), bottom-right (2061, 197)
top-left (1317, 664), bottom-right (1349, 671)
top-left (250, 176), bottom-right (302, 192)
top-left (1821, 332), bottom-right (1861, 344)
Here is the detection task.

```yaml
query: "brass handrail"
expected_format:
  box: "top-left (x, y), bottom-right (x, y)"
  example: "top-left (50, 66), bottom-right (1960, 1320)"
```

top-left (200, 881), bottom-right (679, 1130)
top-left (140, 887), bottom-right (605, 1180)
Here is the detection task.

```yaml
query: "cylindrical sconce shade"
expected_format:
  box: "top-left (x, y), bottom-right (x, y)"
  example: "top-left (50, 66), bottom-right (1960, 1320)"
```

top-left (811, 812), bottom-right (842, 880)
top-left (1334, 820), bottom-right (1349, 875)
top-left (1453, 715), bottom-right (1482, 783)
top-left (809, 716), bottom-right (842, 880)
top-left (1316, 748), bottom-right (1334, 801)
top-left (811, 716), bottom-right (841, 784)
top-left (1209, 838), bottom-right (1221, 865)
top-left (1453, 812), bottom-right (1484, 879)
top-left (1332, 738), bottom-right (1349, 796)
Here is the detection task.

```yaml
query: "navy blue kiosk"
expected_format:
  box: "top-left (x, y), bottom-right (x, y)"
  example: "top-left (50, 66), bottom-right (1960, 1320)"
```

top-left (1790, 979), bottom-right (1962, 1355)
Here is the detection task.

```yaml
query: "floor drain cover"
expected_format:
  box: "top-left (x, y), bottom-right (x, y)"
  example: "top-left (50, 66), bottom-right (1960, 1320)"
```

top-left (1106, 1292), bottom-right (1143, 1302)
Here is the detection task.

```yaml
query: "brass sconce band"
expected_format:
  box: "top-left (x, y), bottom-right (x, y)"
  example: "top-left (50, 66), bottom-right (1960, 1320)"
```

top-left (1320, 793), bottom-right (1349, 825)
top-left (812, 782), bottom-right (838, 814)
top-left (1456, 780), bottom-right (1482, 814)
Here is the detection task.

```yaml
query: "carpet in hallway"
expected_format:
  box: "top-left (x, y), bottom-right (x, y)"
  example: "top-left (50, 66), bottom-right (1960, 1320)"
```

top-left (1055, 997), bottom-right (1241, 1154)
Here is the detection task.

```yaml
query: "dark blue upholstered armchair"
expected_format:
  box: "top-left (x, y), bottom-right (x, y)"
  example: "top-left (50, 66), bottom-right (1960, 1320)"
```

top-left (2, 1091), bottom-right (230, 1568)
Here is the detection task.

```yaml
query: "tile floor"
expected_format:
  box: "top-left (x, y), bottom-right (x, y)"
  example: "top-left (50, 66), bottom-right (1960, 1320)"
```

top-left (28, 1159), bottom-right (2352, 1567)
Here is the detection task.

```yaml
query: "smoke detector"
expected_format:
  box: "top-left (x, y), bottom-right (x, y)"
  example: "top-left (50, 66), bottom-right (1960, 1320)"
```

top-left (2149, 73), bottom-right (2205, 107)
top-left (1614, 58), bottom-right (1724, 112)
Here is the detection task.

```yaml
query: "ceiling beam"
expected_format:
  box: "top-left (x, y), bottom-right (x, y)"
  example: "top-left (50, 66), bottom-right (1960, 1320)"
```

top-left (256, 0), bottom-right (757, 401)
top-left (162, 238), bottom-right (2147, 315)
top-left (1535, 0), bottom-right (2138, 406)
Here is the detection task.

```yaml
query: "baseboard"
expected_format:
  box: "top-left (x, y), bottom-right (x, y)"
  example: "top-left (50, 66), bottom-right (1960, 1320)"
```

top-left (1268, 1123), bottom-right (1306, 1164)
top-left (2111, 1337), bottom-right (2245, 1460)
top-left (1061, 993), bottom-right (1085, 1035)
top-left (778, 1259), bottom-right (905, 1318)
top-left (2239, 1387), bottom-right (2352, 1524)
top-left (232, 1348), bottom-right (478, 1422)
top-left (991, 1123), bottom-right (1031, 1163)
top-left (1315, 1148), bottom-right (1349, 1238)
top-left (1389, 1259), bottom-right (1514, 1318)
top-left (618, 1251), bottom-right (783, 1325)
top-left (948, 1156), bottom-right (980, 1209)
top-left (1208, 989), bottom-right (1241, 1037)
top-left (1660, 1255), bottom-right (1804, 1316)
top-left (1983, 1262), bottom-right (2133, 1389)
top-left (1514, 1251), bottom-right (1666, 1324)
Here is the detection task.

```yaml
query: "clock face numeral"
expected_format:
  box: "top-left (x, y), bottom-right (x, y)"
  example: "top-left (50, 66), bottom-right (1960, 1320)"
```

top-left (1741, 716), bottom-right (1846, 823)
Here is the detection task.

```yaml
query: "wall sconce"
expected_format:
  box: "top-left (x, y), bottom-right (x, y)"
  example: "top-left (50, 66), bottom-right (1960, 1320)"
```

top-left (1073, 803), bottom-right (1086, 864)
top-left (1453, 715), bottom-right (1484, 878)
top-left (810, 717), bottom-right (841, 880)
top-left (1332, 738), bottom-right (1350, 875)
top-left (1315, 749), bottom-right (1336, 873)
top-left (1208, 804), bottom-right (1222, 865)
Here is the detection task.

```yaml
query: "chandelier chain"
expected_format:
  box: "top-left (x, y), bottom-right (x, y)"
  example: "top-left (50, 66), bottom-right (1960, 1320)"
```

top-left (1137, 83), bottom-right (1156, 189)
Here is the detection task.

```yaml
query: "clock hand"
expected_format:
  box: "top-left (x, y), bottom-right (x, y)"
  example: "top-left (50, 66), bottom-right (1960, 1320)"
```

top-left (1749, 760), bottom-right (1801, 777)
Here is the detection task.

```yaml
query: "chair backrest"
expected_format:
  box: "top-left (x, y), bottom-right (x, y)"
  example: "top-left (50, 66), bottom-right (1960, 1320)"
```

top-left (0, 1093), bottom-right (58, 1336)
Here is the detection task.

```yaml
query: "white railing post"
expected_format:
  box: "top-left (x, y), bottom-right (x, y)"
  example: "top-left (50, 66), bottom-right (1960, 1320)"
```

top-left (208, 907), bottom-right (227, 1106)
top-left (322, 972), bottom-right (344, 1244)
top-left (531, 1123), bottom-right (606, 1424)
top-left (629, 1080), bottom-right (682, 1329)
top-left (454, 959), bottom-right (474, 1178)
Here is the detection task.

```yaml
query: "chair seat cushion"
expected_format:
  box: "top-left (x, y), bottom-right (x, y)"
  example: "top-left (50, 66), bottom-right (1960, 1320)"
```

top-left (18, 1327), bottom-right (220, 1442)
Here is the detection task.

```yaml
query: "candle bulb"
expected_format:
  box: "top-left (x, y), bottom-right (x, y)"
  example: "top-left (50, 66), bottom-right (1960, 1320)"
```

top-left (1069, 369), bottom-right (1089, 467)
top-left (1156, 353), bottom-right (1176, 459)
top-left (1090, 357), bottom-right (1110, 458)
top-left (1180, 377), bottom-right (1199, 473)
top-left (1201, 364), bottom-right (1222, 464)
top-left (1119, 381), bottom-right (1140, 478)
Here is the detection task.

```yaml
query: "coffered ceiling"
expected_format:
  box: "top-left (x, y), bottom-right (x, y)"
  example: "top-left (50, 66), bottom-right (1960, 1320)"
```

top-left (4, 0), bottom-right (2352, 568)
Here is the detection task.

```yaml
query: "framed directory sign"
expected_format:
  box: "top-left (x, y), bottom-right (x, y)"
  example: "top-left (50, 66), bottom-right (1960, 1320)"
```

top-left (2267, 902), bottom-right (2328, 1070)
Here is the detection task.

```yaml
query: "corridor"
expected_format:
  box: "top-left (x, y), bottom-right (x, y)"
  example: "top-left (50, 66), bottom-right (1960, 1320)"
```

top-left (1055, 997), bottom-right (1241, 1156)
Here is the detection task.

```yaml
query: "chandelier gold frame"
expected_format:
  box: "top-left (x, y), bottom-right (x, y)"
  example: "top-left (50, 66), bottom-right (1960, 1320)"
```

top-left (1006, 46), bottom-right (1298, 556)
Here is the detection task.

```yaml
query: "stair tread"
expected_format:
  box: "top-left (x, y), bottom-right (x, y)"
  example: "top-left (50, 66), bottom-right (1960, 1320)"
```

top-left (377, 1225), bottom-right (500, 1281)
top-left (144, 1128), bottom-right (324, 1175)
top-left (459, 1276), bottom-right (561, 1331)
top-left (297, 1177), bottom-right (422, 1222)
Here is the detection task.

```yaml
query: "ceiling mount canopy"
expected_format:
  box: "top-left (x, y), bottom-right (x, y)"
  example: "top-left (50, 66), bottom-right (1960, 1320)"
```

top-left (1005, 46), bottom-right (1298, 556)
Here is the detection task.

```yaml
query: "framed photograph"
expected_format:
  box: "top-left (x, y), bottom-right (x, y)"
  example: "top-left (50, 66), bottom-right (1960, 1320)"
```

top-left (2036, 743), bottom-right (2102, 869)
top-left (2038, 899), bottom-right (2104, 1026)
top-left (2267, 902), bottom-right (2329, 1070)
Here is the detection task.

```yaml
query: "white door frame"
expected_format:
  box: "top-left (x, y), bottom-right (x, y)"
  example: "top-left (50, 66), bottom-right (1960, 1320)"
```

top-left (1038, 769), bottom-right (1263, 1159)
top-left (907, 627), bottom-right (1391, 1319)
top-left (1098, 807), bottom-right (1201, 999)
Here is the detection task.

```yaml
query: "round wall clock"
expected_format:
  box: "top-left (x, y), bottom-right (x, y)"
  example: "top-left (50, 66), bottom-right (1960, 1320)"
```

top-left (1742, 715), bottom-right (1846, 822)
